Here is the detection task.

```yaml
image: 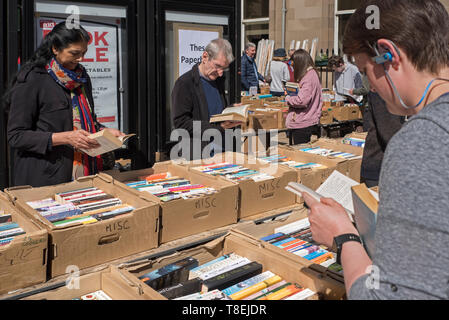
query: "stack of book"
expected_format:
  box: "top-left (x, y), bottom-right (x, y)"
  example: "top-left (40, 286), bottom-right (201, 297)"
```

top-left (260, 218), bottom-right (342, 274)
top-left (138, 253), bottom-right (316, 300)
top-left (258, 154), bottom-right (326, 170)
top-left (0, 210), bottom-right (25, 246)
top-left (299, 147), bottom-right (362, 160)
top-left (125, 172), bottom-right (217, 202)
top-left (342, 137), bottom-right (365, 148)
top-left (192, 163), bottom-right (274, 182)
top-left (26, 188), bottom-right (135, 227)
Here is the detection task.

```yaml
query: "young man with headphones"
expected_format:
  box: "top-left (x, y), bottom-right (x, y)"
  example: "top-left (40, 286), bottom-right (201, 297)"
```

top-left (301, 0), bottom-right (449, 299)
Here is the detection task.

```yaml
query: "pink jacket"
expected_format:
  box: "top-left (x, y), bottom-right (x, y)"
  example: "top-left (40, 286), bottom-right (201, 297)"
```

top-left (285, 69), bottom-right (323, 129)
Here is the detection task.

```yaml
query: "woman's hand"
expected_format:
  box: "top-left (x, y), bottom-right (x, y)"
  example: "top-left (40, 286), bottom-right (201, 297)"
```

top-left (52, 130), bottom-right (100, 150)
top-left (101, 127), bottom-right (126, 138)
top-left (302, 192), bottom-right (359, 248)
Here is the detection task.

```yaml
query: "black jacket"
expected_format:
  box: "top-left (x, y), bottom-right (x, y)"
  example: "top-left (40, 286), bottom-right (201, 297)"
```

top-left (241, 54), bottom-right (264, 91)
top-left (7, 65), bottom-right (99, 187)
top-left (171, 63), bottom-right (228, 160)
top-left (361, 92), bottom-right (405, 182)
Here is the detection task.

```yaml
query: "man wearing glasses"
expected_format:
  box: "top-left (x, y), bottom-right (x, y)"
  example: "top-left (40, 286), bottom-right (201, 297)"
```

top-left (172, 38), bottom-right (240, 160)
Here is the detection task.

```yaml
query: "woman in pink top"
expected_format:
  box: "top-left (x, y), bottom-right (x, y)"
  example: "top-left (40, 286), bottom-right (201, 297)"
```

top-left (285, 49), bottom-right (323, 144)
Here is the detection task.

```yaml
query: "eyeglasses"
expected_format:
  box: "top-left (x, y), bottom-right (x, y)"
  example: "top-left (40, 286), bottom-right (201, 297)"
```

top-left (209, 59), bottom-right (229, 72)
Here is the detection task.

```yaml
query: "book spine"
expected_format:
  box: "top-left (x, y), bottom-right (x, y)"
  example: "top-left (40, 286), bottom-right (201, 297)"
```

top-left (0, 214), bottom-right (12, 224)
top-left (229, 275), bottom-right (283, 300)
top-left (0, 222), bottom-right (19, 232)
top-left (243, 280), bottom-right (288, 300)
top-left (198, 258), bottom-right (251, 281)
top-left (221, 271), bottom-right (275, 297)
top-left (0, 228), bottom-right (25, 240)
top-left (201, 262), bottom-right (263, 292)
top-left (189, 254), bottom-right (243, 280)
top-left (188, 254), bottom-right (232, 278)
top-left (283, 288), bottom-right (316, 300)
top-left (157, 278), bottom-right (202, 300)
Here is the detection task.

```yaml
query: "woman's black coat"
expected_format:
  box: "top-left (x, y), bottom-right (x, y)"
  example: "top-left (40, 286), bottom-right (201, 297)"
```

top-left (7, 64), bottom-right (99, 187)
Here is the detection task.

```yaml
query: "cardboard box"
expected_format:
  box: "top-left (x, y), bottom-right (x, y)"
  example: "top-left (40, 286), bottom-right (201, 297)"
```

top-left (232, 209), bottom-right (345, 290)
top-left (332, 106), bottom-right (350, 121)
top-left (120, 230), bottom-right (345, 300)
top-left (22, 266), bottom-right (153, 300)
top-left (5, 174), bottom-right (159, 278)
top-left (347, 104), bottom-right (362, 120)
top-left (297, 138), bottom-right (363, 182)
top-left (260, 85), bottom-right (271, 95)
top-left (320, 108), bottom-right (334, 125)
top-left (248, 112), bottom-right (280, 130)
top-left (179, 152), bottom-right (298, 220)
top-left (267, 145), bottom-right (340, 191)
top-left (104, 162), bottom-right (239, 244)
top-left (0, 192), bottom-right (48, 295)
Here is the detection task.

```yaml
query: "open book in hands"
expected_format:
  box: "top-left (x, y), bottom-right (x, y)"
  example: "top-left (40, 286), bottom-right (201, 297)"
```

top-left (80, 129), bottom-right (136, 157)
top-left (209, 104), bottom-right (250, 123)
top-left (285, 171), bottom-right (379, 259)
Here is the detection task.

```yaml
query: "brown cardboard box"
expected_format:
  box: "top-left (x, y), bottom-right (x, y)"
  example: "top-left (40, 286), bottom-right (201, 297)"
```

top-left (5, 174), bottom-right (159, 278)
top-left (22, 266), bottom-right (153, 300)
top-left (320, 108), bottom-right (334, 125)
top-left (180, 152), bottom-right (298, 220)
top-left (0, 192), bottom-right (48, 295)
top-left (104, 162), bottom-right (239, 244)
top-left (232, 209), bottom-right (345, 289)
top-left (332, 106), bottom-right (350, 121)
top-left (260, 85), bottom-right (271, 95)
top-left (120, 230), bottom-right (345, 300)
top-left (269, 145), bottom-right (341, 191)
top-left (303, 138), bottom-right (363, 182)
top-left (248, 112), bottom-right (280, 130)
top-left (347, 104), bottom-right (362, 120)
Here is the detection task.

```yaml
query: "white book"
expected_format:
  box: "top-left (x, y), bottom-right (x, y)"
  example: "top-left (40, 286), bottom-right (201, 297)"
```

top-left (284, 288), bottom-right (316, 300)
top-left (316, 170), bottom-right (358, 215)
top-left (198, 258), bottom-right (251, 281)
top-left (189, 253), bottom-right (243, 280)
top-left (274, 218), bottom-right (310, 235)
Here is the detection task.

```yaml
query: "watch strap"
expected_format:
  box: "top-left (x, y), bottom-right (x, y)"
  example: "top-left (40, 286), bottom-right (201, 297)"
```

top-left (334, 233), bottom-right (362, 265)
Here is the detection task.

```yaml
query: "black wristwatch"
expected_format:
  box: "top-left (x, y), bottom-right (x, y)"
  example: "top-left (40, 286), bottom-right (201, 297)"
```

top-left (332, 233), bottom-right (362, 265)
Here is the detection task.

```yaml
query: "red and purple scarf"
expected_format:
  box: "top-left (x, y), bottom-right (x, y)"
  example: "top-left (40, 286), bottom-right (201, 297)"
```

top-left (46, 58), bottom-right (103, 178)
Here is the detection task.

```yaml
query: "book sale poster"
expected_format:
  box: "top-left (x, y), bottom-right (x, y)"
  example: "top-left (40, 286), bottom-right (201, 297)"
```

top-left (175, 24), bottom-right (223, 78)
top-left (36, 18), bottom-right (121, 130)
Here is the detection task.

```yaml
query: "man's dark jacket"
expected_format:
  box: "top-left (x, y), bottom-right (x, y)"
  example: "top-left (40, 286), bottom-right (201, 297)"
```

top-left (171, 63), bottom-right (227, 160)
top-left (361, 92), bottom-right (405, 182)
top-left (240, 54), bottom-right (264, 91)
top-left (7, 64), bottom-right (99, 187)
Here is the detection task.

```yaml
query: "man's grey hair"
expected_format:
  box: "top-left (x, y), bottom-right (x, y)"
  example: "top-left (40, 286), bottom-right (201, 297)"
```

top-left (205, 38), bottom-right (234, 64)
top-left (245, 42), bottom-right (256, 51)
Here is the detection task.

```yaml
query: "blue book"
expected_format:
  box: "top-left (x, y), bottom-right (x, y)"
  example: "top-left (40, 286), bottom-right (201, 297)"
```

top-left (260, 233), bottom-right (284, 242)
top-left (0, 222), bottom-right (19, 232)
top-left (271, 237), bottom-right (296, 247)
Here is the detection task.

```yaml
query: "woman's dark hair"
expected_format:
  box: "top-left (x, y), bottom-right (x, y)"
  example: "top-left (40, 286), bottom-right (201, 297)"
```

top-left (291, 49), bottom-right (318, 83)
top-left (2, 22), bottom-right (90, 112)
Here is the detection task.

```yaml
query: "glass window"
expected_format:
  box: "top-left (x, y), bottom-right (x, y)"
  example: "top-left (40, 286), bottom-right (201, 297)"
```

top-left (34, 1), bottom-right (128, 133)
top-left (337, 0), bottom-right (362, 11)
top-left (164, 13), bottom-right (230, 145)
top-left (244, 23), bottom-right (269, 46)
top-left (244, 0), bottom-right (269, 20)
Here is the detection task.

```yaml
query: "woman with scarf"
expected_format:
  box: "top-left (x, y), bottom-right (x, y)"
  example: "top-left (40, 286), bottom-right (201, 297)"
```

top-left (5, 22), bottom-right (124, 187)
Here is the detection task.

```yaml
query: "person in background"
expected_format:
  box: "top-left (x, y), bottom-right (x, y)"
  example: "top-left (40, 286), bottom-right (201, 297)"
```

top-left (171, 38), bottom-right (241, 160)
top-left (285, 49), bottom-right (323, 145)
top-left (269, 48), bottom-right (290, 97)
top-left (351, 78), bottom-right (406, 188)
top-left (241, 42), bottom-right (265, 93)
top-left (328, 55), bottom-right (363, 102)
top-left (302, 0), bottom-right (449, 299)
top-left (4, 22), bottom-right (124, 187)
top-left (285, 48), bottom-right (296, 82)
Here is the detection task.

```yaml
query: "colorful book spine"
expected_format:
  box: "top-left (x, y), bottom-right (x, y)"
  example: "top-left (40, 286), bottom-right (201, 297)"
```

top-left (229, 275), bottom-right (283, 300)
top-left (221, 271), bottom-right (275, 297)
top-left (243, 280), bottom-right (288, 300)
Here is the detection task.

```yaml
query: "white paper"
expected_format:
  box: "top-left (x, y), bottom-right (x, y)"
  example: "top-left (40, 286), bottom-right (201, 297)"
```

top-left (316, 171), bottom-right (359, 213)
